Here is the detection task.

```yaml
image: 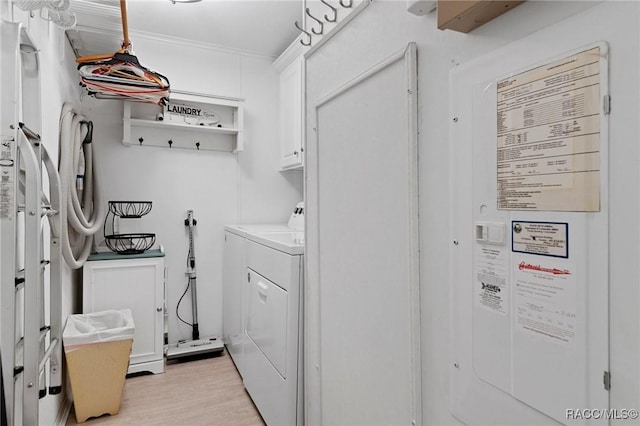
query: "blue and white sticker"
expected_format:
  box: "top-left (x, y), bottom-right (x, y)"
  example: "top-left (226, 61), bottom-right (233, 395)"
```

top-left (512, 221), bottom-right (568, 258)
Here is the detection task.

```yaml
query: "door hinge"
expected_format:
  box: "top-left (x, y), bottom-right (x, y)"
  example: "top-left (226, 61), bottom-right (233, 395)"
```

top-left (247, 272), bottom-right (250, 282)
top-left (603, 370), bottom-right (611, 390)
top-left (603, 95), bottom-right (611, 115)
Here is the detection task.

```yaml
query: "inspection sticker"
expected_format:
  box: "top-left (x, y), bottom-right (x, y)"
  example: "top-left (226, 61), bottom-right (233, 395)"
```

top-left (475, 246), bottom-right (508, 315)
top-left (512, 221), bottom-right (568, 258)
top-left (514, 256), bottom-right (576, 346)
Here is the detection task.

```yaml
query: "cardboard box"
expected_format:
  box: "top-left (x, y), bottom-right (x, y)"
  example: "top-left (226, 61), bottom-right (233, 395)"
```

top-left (65, 339), bottom-right (132, 423)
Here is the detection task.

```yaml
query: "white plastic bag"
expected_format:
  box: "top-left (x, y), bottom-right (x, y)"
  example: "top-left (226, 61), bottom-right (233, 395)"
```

top-left (63, 309), bottom-right (134, 350)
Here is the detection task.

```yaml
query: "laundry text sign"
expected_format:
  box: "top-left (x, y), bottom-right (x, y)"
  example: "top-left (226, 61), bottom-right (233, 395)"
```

top-left (164, 102), bottom-right (220, 126)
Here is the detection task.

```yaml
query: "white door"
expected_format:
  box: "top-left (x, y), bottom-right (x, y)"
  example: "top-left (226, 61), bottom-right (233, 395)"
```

top-left (306, 44), bottom-right (421, 425)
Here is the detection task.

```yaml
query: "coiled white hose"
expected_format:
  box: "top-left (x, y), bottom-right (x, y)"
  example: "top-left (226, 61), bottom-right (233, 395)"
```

top-left (58, 104), bottom-right (104, 269)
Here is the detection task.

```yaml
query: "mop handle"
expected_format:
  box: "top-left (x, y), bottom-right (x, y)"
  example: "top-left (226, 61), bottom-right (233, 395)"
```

top-left (120, 0), bottom-right (131, 50)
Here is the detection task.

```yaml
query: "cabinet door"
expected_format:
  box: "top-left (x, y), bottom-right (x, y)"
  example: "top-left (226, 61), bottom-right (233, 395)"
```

top-left (279, 56), bottom-right (304, 170)
top-left (222, 231), bottom-right (245, 373)
top-left (83, 258), bottom-right (164, 369)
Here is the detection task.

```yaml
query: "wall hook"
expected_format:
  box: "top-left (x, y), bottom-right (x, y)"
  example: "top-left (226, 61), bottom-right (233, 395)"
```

top-left (320, 0), bottom-right (337, 22)
top-left (196, 142), bottom-right (200, 150)
top-left (339, 0), bottom-right (352, 8)
top-left (294, 21), bottom-right (312, 46)
top-left (168, 139), bottom-right (173, 148)
top-left (305, 8), bottom-right (324, 35)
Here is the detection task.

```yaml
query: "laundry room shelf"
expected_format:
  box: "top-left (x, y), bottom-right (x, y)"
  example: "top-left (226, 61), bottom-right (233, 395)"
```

top-left (127, 118), bottom-right (239, 135)
top-left (122, 91), bottom-right (244, 152)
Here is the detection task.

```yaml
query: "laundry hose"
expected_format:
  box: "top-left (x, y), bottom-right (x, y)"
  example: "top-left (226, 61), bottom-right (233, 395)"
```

top-left (58, 104), bottom-right (104, 269)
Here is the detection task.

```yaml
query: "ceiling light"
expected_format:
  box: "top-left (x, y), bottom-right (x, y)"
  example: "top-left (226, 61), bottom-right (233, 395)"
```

top-left (169, 0), bottom-right (202, 4)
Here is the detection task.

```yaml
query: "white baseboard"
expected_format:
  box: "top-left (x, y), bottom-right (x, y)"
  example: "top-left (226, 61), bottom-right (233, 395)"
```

top-left (53, 395), bottom-right (72, 426)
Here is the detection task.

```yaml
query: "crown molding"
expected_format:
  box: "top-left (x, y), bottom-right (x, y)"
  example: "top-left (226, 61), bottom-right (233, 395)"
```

top-left (273, 35), bottom-right (308, 72)
top-left (68, 23), bottom-right (278, 62)
top-left (69, 0), bottom-right (120, 18)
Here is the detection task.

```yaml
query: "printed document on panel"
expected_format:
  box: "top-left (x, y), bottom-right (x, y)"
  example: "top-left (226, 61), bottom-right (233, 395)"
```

top-left (496, 47), bottom-right (601, 212)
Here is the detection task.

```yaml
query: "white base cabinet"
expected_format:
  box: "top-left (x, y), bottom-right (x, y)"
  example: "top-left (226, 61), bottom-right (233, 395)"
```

top-left (82, 252), bottom-right (165, 374)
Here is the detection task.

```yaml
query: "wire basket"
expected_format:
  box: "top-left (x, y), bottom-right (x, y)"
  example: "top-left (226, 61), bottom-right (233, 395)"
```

top-left (108, 201), bottom-right (153, 218)
top-left (105, 233), bottom-right (156, 254)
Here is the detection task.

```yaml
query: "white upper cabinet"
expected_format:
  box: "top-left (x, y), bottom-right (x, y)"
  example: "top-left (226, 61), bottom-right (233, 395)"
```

top-left (275, 40), bottom-right (307, 171)
top-left (279, 56), bottom-right (305, 170)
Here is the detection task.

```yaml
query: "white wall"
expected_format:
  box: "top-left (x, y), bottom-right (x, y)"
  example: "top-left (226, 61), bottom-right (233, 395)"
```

top-left (305, 1), bottom-right (638, 424)
top-left (82, 38), bottom-right (302, 348)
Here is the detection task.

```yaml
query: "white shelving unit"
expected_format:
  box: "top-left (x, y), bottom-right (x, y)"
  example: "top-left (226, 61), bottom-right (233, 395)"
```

top-left (123, 90), bottom-right (244, 152)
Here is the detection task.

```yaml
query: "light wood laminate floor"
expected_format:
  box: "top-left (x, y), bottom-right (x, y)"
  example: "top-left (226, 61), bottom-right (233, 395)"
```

top-left (66, 351), bottom-right (265, 425)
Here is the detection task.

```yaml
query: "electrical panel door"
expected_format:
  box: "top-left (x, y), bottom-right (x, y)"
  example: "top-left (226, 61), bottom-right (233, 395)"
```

top-left (451, 41), bottom-right (609, 424)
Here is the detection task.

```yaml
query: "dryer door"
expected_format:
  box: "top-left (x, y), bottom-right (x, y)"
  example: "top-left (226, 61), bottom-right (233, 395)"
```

top-left (246, 269), bottom-right (288, 378)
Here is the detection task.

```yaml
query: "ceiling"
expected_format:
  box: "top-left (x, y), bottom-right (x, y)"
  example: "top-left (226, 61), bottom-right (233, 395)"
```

top-left (67, 0), bottom-right (303, 59)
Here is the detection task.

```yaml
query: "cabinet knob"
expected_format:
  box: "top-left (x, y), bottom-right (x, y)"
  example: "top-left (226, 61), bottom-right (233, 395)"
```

top-left (157, 306), bottom-right (163, 312)
top-left (294, 151), bottom-right (299, 156)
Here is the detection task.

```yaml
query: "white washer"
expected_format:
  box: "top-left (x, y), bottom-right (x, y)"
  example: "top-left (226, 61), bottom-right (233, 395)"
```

top-left (222, 225), bottom-right (304, 426)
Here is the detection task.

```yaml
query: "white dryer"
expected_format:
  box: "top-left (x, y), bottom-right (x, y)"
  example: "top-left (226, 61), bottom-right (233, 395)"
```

top-left (223, 226), bottom-right (304, 426)
top-left (223, 224), bottom-right (294, 372)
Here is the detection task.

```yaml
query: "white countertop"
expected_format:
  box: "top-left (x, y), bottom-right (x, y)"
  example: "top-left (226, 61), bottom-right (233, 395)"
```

top-left (246, 231), bottom-right (304, 255)
top-left (225, 224), bottom-right (304, 255)
top-left (225, 223), bottom-right (295, 238)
